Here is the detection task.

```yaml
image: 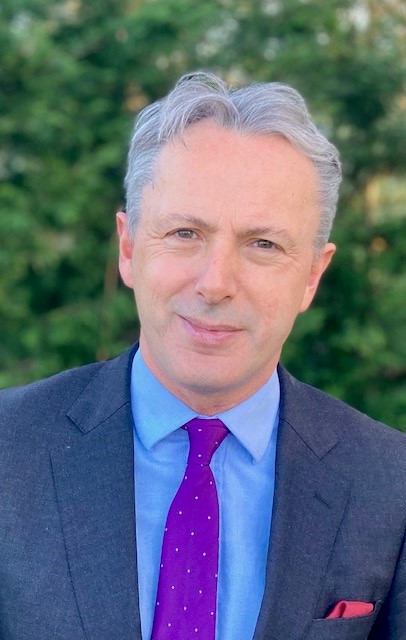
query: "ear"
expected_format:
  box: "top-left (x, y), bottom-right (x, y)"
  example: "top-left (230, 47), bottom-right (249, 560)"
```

top-left (299, 242), bottom-right (336, 313)
top-left (116, 211), bottom-right (135, 289)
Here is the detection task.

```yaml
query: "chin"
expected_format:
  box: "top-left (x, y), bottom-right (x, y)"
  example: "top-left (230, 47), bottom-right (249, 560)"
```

top-left (173, 369), bottom-right (231, 394)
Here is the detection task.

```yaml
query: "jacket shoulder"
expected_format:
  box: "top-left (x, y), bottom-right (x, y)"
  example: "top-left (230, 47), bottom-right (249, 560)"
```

top-left (0, 362), bottom-right (105, 436)
top-left (278, 365), bottom-right (406, 468)
top-left (0, 344), bottom-right (136, 441)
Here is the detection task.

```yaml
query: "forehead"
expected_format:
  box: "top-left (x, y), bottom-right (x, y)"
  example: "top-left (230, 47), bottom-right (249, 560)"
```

top-left (143, 121), bottom-right (320, 232)
top-left (158, 120), bottom-right (315, 175)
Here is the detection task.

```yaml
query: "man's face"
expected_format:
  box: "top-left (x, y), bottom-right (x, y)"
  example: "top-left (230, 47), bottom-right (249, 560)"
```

top-left (117, 121), bottom-right (335, 413)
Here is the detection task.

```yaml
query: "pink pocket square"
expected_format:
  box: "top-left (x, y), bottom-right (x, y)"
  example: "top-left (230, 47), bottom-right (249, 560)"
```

top-left (326, 600), bottom-right (374, 619)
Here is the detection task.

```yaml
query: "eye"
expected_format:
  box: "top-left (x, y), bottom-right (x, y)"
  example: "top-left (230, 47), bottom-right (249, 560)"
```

top-left (173, 229), bottom-right (197, 239)
top-left (255, 239), bottom-right (278, 250)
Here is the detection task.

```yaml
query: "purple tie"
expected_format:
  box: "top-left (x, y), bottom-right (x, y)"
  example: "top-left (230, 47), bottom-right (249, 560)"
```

top-left (151, 417), bottom-right (228, 640)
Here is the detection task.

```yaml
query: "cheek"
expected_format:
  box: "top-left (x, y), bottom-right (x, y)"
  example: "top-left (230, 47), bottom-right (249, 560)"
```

top-left (259, 301), bottom-right (283, 336)
top-left (252, 278), bottom-right (304, 332)
top-left (134, 256), bottom-right (193, 305)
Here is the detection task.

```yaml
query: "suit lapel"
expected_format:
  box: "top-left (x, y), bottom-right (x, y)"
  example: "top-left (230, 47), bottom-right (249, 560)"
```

top-left (51, 346), bottom-right (142, 640)
top-left (49, 349), bottom-right (351, 640)
top-left (254, 367), bottom-right (351, 640)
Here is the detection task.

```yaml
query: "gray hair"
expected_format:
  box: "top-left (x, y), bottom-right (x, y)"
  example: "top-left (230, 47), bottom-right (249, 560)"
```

top-left (125, 71), bottom-right (342, 253)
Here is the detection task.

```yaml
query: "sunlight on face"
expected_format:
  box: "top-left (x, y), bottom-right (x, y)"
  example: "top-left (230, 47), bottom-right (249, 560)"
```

top-left (117, 121), bottom-right (335, 413)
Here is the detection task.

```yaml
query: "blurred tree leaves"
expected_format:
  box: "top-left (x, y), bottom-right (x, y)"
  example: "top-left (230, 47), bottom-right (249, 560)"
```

top-left (0, 0), bottom-right (405, 429)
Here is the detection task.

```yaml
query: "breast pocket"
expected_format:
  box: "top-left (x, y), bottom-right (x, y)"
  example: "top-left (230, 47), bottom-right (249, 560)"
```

top-left (304, 600), bottom-right (383, 640)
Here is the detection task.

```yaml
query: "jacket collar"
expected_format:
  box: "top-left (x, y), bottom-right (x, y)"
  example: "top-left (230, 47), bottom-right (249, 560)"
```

top-left (55, 346), bottom-right (350, 640)
top-left (254, 365), bottom-right (351, 640)
top-left (51, 343), bottom-right (141, 640)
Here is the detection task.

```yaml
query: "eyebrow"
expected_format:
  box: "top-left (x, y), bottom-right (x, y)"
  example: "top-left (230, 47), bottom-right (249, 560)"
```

top-left (159, 213), bottom-right (297, 246)
top-left (159, 213), bottom-right (214, 233)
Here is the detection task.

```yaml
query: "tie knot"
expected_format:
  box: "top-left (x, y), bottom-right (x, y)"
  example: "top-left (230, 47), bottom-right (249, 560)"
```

top-left (183, 417), bottom-right (228, 465)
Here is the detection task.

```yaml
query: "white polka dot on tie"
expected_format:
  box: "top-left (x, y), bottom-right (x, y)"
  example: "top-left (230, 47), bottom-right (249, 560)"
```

top-left (203, 552), bottom-right (206, 556)
top-left (195, 628), bottom-right (198, 633)
top-left (210, 611), bottom-right (214, 616)
top-left (183, 606), bottom-right (187, 611)
top-left (198, 589), bottom-right (202, 594)
top-left (191, 531), bottom-right (195, 536)
top-left (157, 602), bottom-right (160, 606)
top-left (171, 585), bottom-right (175, 590)
top-left (175, 547), bottom-right (179, 552)
top-left (215, 573), bottom-right (218, 578)
top-left (178, 510), bottom-right (183, 515)
top-left (187, 568), bottom-right (191, 573)
top-left (198, 428), bottom-right (202, 432)
top-left (208, 515), bottom-right (211, 519)
top-left (160, 563), bottom-right (163, 568)
top-left (168, 622), bottom-right (171, 627)
top-left (197, 454), bottom-right (202, 458)
top-left (195, 496), bottom-right (199, 500)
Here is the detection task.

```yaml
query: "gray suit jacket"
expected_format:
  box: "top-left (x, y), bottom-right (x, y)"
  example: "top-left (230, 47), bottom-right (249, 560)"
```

top-left (0, 344), bottom-right (405, 639)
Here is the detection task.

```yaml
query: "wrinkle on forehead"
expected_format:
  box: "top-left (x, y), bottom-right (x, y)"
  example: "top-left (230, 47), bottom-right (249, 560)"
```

top-left (140, 121), bottom-right (321, 250)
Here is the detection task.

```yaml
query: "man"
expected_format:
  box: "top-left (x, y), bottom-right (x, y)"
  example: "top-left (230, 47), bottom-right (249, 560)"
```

top-left (0, 72), bottom-right (405, 640)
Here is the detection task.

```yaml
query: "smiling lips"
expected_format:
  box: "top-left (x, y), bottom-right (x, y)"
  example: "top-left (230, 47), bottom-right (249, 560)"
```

top-left (183, 316), bottom-right (240, 332)
top-left (180, 315), bottom-right (242, 344)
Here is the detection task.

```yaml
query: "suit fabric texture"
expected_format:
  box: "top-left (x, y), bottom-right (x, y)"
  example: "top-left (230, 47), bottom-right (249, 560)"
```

top-left (0, 343), bottom-right (405, 640)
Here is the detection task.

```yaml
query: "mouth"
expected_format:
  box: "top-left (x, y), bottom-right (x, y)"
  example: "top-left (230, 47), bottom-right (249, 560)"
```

top-left (180, 316), bottom-right (240, 332)
top-left (179, 315), bottom-right (242, 346)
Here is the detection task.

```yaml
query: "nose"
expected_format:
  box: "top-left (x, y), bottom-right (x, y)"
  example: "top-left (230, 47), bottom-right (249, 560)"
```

top-left (194, 245), bottom-right (238, 304)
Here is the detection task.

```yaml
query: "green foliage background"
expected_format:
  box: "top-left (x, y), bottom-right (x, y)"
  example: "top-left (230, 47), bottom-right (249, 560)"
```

top-left (1, 0), bottom-right (405, 429)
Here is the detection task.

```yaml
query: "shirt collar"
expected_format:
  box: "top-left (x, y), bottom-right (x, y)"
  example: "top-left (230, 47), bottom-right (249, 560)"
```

top-left (130, 349), bottom-right (280, 463)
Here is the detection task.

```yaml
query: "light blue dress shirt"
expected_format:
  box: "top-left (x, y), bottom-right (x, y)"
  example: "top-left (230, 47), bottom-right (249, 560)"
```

top-left (131, 349), bottom-right (280, 640)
